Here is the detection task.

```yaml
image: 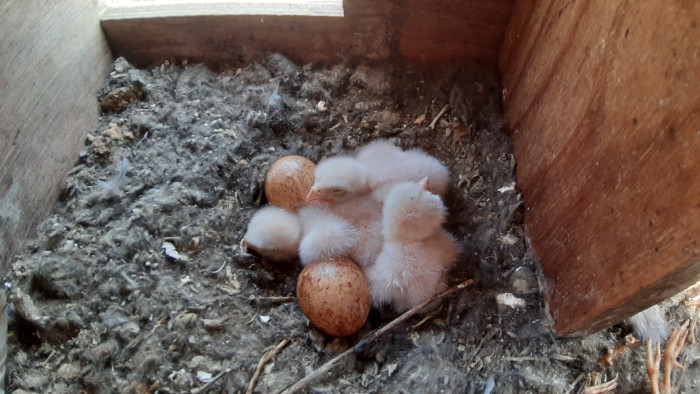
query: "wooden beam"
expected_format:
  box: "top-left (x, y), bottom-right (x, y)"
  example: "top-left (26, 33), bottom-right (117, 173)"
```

top-left (0, 0), bottom-right (113, 273)
top-left (500, 0), bottom-right (700, 336)
top-left (101, 0), bottom-right (345, 19)
top-left (100, 0), bottom-right (515, 68)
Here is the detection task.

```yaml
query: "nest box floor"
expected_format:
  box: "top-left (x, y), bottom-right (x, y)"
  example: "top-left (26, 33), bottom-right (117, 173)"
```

top-left (6, 55), bottom-right (700, 393)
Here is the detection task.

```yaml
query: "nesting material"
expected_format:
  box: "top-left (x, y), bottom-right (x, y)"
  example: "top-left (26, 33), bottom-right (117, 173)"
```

top-left (5, 54), bottom-right (699, 393)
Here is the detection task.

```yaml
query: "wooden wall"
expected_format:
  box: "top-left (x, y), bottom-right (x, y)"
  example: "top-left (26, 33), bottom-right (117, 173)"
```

top-left (0, 0), bottom-right (113, 274)
top-left (500, 1), bottom-right (700, 336)
top-left (101, 0), bottom-right (514, 68)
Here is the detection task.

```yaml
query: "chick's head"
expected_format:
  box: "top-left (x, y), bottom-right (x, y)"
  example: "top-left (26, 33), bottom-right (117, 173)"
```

top-left (306, 156), bottom-right (370, 204)
top-left (383, 180), bottom-right (447, 241)
top-left (241, 206), bottom-right (301, 261)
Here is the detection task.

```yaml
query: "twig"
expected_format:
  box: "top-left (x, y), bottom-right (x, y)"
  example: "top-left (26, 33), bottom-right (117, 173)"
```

top-left (36, 349), bottom-right (56, 368)
top-left (191, 338), bottom-right (290, 394)
top-left (279, 279), bottom-right (473, 394)
top-left (467, 326), bottom-right (499, 364)
top-left (504, 356), bottom-right (546, 362)
top-left (429, 104), bottom-right (449, 130)
top-left (210, 260), bottom-right (228, 274)
top-left (192, 368), bottom-right (233, 394)
top-left (252, 296), bottom-right (297, 303)
top-left (583, 375), bottom-right (618, 394)
top-left (688, 304), bottom-right (700, 344)
top-left (247, 338), bottom-right (291, 394)
top-left (411, 308), bottom-right (440, 329)
top-left (550, 353), bottom-right (578, 363)
top-left (568, 372), bottom-right (586, 394)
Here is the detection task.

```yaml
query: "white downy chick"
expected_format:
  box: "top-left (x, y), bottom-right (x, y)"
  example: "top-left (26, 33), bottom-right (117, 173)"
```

top-left (329, 193), bottom-right (384, 267)
top-left (365, 180), bottom-right (459, 312)
top-left (356, 139), bottom-right (450, 201)
top-left (305, 156), bottom-right (370, 204)
top-left (303, 141), bottom-right (449, 268)
top-left (306, 140), bottom-right (449, 205)
top-left (302, 193), bottom-right (383, 267)
top-left (241, 206), bottom-right (301, 261)
top-left (297, 206), bottom-right (357, 266)
top-left (403, 148), bottom-right (450, 196)
top-left (305, 155), bottom-right (384, 267)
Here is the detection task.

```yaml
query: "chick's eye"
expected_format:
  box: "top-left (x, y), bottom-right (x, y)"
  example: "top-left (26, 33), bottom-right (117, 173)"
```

top-left (329, 188), bottom-right (347, 197)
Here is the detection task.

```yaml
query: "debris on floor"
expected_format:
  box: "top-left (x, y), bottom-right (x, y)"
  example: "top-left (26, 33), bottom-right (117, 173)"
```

top-left (5, 55), bottom-right (700, 393)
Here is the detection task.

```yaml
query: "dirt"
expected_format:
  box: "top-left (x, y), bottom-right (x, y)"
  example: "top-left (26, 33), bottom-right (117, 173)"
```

top-left (5, 55), bottom-right (700, 394)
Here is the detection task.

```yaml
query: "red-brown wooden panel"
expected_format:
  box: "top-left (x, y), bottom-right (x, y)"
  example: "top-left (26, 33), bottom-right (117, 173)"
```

top-left (500, 0), bottom-right (700, 336)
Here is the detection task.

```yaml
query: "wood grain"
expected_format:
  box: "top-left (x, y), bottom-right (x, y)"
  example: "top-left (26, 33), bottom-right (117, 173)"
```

top-left (500, 1), bottom-right (700, 336)
top-left (0, 0), bottom-right (113, 273)
top-left (101, 0), bottom-right (515, 68)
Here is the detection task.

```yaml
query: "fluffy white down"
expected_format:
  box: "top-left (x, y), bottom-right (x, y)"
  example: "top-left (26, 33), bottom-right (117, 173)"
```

top-left (312, 156), bottom-right (370, 200)
top-left (328, 193), bottom-right (384, 267)
top-left (355, 139), bottom-right (405, 170)
top-left (298, 206), bottom-right (357, 265)
top-left (403, 148), bottom-right (449, 195)
top-left (355, 140), bottom-right (449, 201)
top-left (628, 305), bottom-right (669, 343)
top-left (243, 206), bottom-right (301, 261)
top-left (366, 229), bottom-right (459, 312)
top-left (382, 182), bottom-right (447, 242)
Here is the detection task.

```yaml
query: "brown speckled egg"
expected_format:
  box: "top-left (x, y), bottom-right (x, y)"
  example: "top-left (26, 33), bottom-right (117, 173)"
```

top-left (296, 257), bottom-right (371, 337)
top-left (264, 155), bottom-right (315, 212)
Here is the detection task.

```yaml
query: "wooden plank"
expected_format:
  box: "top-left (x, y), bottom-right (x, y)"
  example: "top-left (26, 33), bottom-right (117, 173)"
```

top-left (0, 0), bottom-right (113, 273)
top-left (500, 0), bottom-right (700, 336)
top-left (100, 0), bottom-right (515, 68)
top-left (102, 0), bottom-right (344, 19)
top-left (398, 0), bottom-right (514, 63)
top-left (100, 1), bottom-right (385, 68)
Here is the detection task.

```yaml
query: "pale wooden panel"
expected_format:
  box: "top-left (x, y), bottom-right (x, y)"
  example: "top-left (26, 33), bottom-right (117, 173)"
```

top-left (500, 1), bottom-right (700, 336)
top-left (0, 1), bottom-right (113, 273)
top-left (101, 0), bottom-right (514, 67)
top-left (102, 0), bottom-right (344, 18)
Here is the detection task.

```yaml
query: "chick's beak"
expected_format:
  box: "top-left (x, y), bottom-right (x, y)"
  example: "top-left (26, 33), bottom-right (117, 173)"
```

top-left (305, 188), bottom-right (333, 204)
top-left (419, 177), bottom-right (430, 190)
top-left (240, 237), bottom-right (249, 253)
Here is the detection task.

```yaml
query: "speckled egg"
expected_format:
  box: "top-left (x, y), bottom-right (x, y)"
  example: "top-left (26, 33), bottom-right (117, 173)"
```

top-left (296, 257), bottom-right (371, 337)
top-left (264, 155), bottom-right (315, 212)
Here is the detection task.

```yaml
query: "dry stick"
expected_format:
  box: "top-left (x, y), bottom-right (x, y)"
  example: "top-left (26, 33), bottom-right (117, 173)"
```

top-left (253, 296), bottom-right (297, 303)
top-left (192, 368), bottom-right (233, 394)
top-left (247, 338), bottom-right (292, 394)
top-left (429, 104), bottom-right (449, 129)
top-left (279, 279), bottom-right (474, 394)
top-left (688, 304), bottom-right (700, 344)
top-left (411, 309), bottom-right (439, 329)
top-left (191, 338), bottom-right (291, 394)
top-left (568, 372), bottom-right (586, 393)
top-left (583, 374), bottom-right (619, 394)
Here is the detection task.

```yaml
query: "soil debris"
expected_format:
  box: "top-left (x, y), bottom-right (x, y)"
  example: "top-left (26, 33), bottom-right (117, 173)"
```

top-left (5, 54), bottom-right (700, 393)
